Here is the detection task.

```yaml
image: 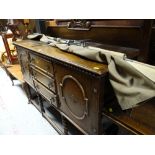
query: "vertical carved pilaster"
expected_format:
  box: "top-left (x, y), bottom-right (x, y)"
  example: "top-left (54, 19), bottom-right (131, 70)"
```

top-left (37, 94), bottom-right (44, 116)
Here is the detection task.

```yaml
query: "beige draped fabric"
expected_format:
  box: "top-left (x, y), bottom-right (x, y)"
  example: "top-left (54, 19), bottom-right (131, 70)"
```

top-left (28, 34), bottom-right (155, 110)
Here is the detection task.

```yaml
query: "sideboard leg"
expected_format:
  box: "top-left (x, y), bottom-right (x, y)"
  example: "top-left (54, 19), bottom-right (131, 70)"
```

top-left (62, 116), bottom-right (68, 135)
top-left (38, 94), bottom-right (45, 116)
top-left (22, 82), bottom-right (32, 104)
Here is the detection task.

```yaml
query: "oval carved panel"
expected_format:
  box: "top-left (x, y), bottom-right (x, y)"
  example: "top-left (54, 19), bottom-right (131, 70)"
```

top-left (60, 75), bottom-right (88, 120)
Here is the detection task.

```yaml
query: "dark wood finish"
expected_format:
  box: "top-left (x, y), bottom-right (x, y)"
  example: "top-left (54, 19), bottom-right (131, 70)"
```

top-left (102, 101), bottom-right (155, 135)
top-left (52, 19), bottom-right (144, 27)
top-left (149, 25), bottom-right (155, 65)
top-left (13, 19), bottom-right (155, 134)
top-left (139, 20), bottom-right (153, 62)
top-left (54, 62), bottom-right (104, 134)
top-left (61, 116), bottom-right (69, 135)
top-left (46, 20), bottom-right (143, 49)
top-left (16, 46), bottom-right (33, 86)
top-left (130, 98), bottom-right (155, 131)
top-left (31, 67), bottom-right (56, 93)
top-left (102, 78), bottom-right (155, 135)
top-left (14, 40), bottom-right (107, 75)
top-left (45, 19), bottom-right (154, 63)
top-left (33, 79), bottom-right (58, 107)
top-left (14, 38), bottom-right (155, 135)
top-left (38, 94), bottom-right (44, 116)
top-left (47, 26), bottom-right (142, 49)
top-left (30, 53), bottom-right (54, 77)
top-left (14, 40), bottom-right (107, 134)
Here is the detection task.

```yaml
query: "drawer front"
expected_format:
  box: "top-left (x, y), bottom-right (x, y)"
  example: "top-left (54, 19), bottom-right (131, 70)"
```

top-left (32, 67), bottom-right (56, 93)
top-left (34, 79), bottom-right (57, 107)
top-left (30, 53), bottom-right (54, 76)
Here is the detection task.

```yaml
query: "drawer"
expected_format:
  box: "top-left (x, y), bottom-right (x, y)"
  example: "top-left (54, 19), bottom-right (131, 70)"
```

top-left (32, 67), bottom-right (56, 93)
top-left (30, 53), bottom-right (54, 76)
top-left (33, 79), bottom-right (57, 107)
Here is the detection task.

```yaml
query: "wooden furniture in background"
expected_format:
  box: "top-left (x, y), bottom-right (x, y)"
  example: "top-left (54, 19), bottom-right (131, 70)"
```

top-left (149, 21), bottom-right (155, 65)
top-left (0, 19), bottom-right (35, 85)
top-left (45, 19), bottom-right (154, 63)
top-left (0, 33), bottom-right (18, 64)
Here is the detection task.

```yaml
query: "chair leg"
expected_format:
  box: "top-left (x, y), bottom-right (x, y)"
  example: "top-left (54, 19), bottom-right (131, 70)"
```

top-left (1, 63), bottom-right (15, 85)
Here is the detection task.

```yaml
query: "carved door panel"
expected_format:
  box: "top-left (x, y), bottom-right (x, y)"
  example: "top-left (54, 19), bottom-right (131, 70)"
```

top-left (17, 47), bottom-right (33, 86)
top-left (54, 63), bottom-right (102, 134)
top-left (60, 75), bottom-right (88, 120)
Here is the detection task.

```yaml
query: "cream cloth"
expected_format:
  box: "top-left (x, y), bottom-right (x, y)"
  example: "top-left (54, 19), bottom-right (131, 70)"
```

top-left (28, 34), bottom-right (155, 110)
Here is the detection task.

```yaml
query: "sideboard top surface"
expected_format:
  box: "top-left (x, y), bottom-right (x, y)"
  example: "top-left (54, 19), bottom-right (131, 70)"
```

top-left (14, 40), bottom-right (108, 75)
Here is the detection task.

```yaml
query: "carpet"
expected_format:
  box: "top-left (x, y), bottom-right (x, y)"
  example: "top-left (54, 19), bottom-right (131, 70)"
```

top-left (0, 67), bottom-right (58, 135)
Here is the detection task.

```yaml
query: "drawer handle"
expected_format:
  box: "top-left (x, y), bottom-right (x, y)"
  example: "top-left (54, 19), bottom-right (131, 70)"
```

top-left (35, 84), bottom-right (39, 89)
top-left (33, 72), bottom-right (37, 77)
top-left (60, 75), bottom-right (88, 120)
top-left (31, 57), bottom-right (35, 63)
top-left (50, 97), bottom-right (56, 103)
top-left (48, 82), bottom-right (54, 89)
top-left (33, 80), bottom-right (39, 91)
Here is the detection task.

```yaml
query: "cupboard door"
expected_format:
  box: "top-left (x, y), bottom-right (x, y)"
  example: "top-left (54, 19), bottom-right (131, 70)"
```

top-left (54, 63), bottom-right (103, 134)
top-left (17, 47), bottom-right (33, 86)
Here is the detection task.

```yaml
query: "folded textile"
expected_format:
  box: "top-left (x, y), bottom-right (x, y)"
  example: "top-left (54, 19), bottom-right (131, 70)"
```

top-left (27, 33), bottom-right (43, 40)
top-left (27, 34), bottom-right (155, 110)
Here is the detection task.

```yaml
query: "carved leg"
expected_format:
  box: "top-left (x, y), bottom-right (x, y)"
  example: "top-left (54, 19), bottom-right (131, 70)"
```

top-left (38, 94), bottom-right (45, 116)
top-left (62, 116), bottom-right (68, 135)
top-left (22, 82), bottom-right (31, 104)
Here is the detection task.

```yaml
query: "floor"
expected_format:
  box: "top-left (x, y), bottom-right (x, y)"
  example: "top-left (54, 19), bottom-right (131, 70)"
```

top-left (0, 67), bottom-right (58, 135)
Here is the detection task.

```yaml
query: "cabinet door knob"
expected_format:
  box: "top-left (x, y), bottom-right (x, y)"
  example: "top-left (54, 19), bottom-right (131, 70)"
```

top-left (35, 84), bottom-right (39, 89)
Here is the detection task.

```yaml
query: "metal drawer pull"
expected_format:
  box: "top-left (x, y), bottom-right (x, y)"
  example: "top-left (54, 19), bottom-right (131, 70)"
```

top-left (48, 82), bottom-right (54, 89)
top-left (35, 84), bottom-right (39, 90)
top-left (50, 97), bottom-right (56, 103)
